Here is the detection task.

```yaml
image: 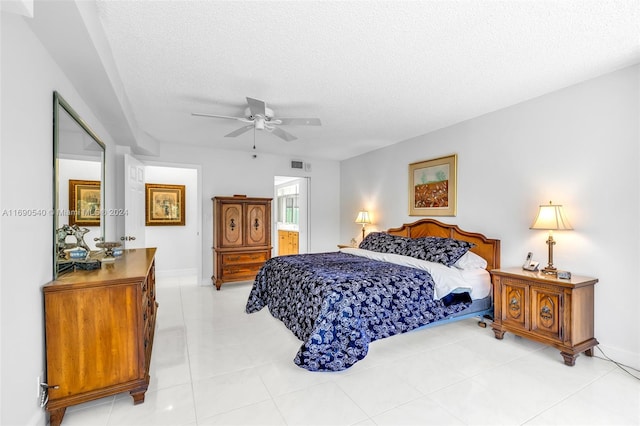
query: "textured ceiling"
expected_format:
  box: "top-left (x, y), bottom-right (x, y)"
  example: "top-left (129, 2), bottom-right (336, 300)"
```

top-left (76, 1), bottom-right (640, 160)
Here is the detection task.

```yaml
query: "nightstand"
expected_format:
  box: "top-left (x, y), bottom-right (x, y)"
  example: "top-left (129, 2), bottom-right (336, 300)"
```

top-left (490, 268), bottom-right (598, 366)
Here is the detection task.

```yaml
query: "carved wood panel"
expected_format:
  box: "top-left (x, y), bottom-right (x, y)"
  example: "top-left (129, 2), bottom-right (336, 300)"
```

top-left (220, 203), bottom-right (243, 247)
top-left (246, 203), bottom-right (268, 246)
top-left (531, 288), bottom-right (562, 342)
top-left (501, 281), bottom-right (529, 331)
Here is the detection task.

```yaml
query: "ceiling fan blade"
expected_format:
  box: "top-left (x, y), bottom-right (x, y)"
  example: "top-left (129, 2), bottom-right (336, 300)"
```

top-left (246, 97), bottom-right (266, 118)
top-left (225, 125), bottom-right (253, 138)
top-left (269, 127), bottom-right (298, 142)
top-left (192, 112), bottom-right (250, 122)
top-left (277, 117), bottom-right (322, 126)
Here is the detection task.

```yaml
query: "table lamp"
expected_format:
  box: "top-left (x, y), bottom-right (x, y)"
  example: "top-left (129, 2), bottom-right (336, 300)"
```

top-left (355, 210), bottom-right (371, 240)
top-left (530, 201), bottom-right (573, 274)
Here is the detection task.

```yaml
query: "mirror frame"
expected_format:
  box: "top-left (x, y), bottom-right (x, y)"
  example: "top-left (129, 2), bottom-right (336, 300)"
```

top-left (53, 91), bottom-right (106, 278)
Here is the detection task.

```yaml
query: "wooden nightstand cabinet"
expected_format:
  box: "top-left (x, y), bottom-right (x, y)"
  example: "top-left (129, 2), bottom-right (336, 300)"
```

top-left (490, 268), bottom-right (598, 366)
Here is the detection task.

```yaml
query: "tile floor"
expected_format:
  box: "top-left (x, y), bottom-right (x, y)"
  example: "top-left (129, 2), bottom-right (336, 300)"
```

top-left (60, 275), bottom-right (640, 426)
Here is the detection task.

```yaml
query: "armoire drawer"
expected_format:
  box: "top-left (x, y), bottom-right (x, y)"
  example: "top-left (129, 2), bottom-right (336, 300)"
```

top-left (222, 251), bottom-right (269, 265)
top-left (221, 263), bottom-right (263, 280)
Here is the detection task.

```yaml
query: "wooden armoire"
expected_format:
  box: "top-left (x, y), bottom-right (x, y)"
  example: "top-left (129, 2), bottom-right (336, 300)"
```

top-left (212, 195), bottom-right (272, 289)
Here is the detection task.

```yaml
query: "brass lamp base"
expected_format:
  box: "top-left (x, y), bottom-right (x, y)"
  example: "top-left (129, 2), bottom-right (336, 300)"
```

top-left (541, 266), bottom-right (557, 275)
top-left (542, 234), bottom-right (558, 275)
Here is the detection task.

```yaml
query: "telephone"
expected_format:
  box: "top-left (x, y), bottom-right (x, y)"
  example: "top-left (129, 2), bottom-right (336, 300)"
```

top-left (522, 252), bottom-right (539, 271)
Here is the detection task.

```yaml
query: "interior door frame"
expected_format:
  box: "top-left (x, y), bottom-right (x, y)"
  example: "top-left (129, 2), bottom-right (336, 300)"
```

top-left (274, 176), bottom-right (310, 255)
top-left (139, 160), bottom-right (203, 284)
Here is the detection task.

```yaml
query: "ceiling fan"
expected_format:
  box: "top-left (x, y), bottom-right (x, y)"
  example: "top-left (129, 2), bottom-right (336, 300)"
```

top-left (192, 97), bottom-right (321, 142)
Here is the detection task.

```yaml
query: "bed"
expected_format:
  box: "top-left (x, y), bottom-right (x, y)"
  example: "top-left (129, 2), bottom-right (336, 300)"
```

top-left (246, 219), bottom-right (500, 371)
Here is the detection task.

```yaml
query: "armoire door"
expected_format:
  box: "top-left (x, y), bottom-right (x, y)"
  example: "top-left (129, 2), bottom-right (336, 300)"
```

top-left (219, 203), bottom-right (244, 248)
top-left (245, 203), bottom-right (269, 246)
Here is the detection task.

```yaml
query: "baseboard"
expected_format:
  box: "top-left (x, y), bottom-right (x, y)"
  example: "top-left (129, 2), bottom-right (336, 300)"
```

top-left (155, 268), bottom-right (197, 278)
top-left (596, 343), bottom-right (640, 371)
top-left (155, 269), bottom-right (199, 287)
top-left (26, 408), bottom-right (46, 426)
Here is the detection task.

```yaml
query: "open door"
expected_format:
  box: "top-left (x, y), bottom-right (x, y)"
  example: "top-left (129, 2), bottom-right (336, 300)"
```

top-left (122, 153), bottom-right (145, 249)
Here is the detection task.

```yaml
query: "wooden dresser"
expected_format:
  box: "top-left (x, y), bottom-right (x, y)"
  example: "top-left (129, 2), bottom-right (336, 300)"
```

top-left (213, 195), bottom-right (272, 290)
top-left (43, 248), bottom-right (158, 426)
top-left (491, 267), bottom-right (598, 366)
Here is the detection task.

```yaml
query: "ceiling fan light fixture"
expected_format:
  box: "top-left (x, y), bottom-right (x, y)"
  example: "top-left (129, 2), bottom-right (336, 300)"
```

top-left (193, 97), bottom-right (320, 142)
top-left (244, 107), bottom-right (274, 120)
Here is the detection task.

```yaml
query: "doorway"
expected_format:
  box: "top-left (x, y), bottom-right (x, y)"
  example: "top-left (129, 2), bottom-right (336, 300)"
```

top-left (120, 154), bottom-right (202, 283)
top-left (274, 176), bottom-right (309, 255)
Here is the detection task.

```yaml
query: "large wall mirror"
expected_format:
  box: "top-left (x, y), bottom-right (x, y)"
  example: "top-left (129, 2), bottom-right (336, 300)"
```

top-left (53, 91), bottom-right (106, 277)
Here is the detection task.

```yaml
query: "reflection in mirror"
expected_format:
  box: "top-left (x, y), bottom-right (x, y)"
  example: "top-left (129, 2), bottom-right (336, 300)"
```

top-left (53, 92), bottom-right (105, 277)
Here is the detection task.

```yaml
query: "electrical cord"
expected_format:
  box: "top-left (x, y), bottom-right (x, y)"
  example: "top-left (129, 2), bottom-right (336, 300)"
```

top-left (594, 346), bottom-right (640, 381)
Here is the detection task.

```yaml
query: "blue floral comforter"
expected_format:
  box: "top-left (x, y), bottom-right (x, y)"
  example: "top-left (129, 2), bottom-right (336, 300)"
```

top-left (245, 251), bottom-right (471, 371)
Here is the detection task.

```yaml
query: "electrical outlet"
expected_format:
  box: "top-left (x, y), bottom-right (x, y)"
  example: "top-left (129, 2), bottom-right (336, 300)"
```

top-left (37, 372), bottom-right (46, 407)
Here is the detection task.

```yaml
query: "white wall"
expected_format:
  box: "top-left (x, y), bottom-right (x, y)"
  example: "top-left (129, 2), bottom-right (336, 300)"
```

top-left (341, 65), bottom-right (640, 369)
top-left (144, 165), bottom-right (199, 277)
top-left (138, 143), bottom-right (341, 285)
top-left (0, 12), bottom-right (118, 426)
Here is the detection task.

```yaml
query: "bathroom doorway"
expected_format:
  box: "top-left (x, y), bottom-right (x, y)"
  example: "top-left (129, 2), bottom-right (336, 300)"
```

top-left (274, 176), bottom-right (309, 255)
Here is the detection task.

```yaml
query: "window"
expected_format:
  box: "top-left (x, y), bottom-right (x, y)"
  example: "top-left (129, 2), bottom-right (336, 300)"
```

top-left (277, 184), bottom-right (299, 225)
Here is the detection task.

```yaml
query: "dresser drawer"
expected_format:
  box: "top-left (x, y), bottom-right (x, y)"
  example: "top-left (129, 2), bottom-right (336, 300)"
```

top-left (221, 263), bottom-right (262, 281)
top-left (222, 251), bottom-right (269, 265)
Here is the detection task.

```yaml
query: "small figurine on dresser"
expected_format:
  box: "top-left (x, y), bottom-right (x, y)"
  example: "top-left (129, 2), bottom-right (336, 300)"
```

top-left (55, 224), bottom-right (73, 259)
top-left (70, 224), bottom-right (91, 252)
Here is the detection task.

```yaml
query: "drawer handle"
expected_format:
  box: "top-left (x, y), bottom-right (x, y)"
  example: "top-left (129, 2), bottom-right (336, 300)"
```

top-left (540, 305), bottom-right (552, 321)
top-left (509, 297), bottom-right (520, 311)
top-left (253, 218), bottom-right (260, 230)
top-left (229, 218), bottom-right (236, 231)
top-left (228, 256), bottom-right (240, 261)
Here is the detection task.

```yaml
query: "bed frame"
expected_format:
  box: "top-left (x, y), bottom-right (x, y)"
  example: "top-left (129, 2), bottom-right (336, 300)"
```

top-left (387, 218), bottom-right (500, 271)
top-left (387, 219), bottom-right (501, 328)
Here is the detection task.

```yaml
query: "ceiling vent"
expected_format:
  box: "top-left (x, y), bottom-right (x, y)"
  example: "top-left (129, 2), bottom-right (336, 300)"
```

top-left (291, 160), bottom-right (312, 172)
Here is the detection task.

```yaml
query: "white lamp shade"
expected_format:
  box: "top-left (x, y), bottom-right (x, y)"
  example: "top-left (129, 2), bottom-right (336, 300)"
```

top-left (530, 202), bottom-right (573, 231)
top-left (355, 210), bottom-right (371, 224)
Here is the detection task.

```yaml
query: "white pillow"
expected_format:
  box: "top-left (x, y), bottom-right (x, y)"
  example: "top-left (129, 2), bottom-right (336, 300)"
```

top-left (341, 247), bottom-right (471, 299)
top-left (453, 251), bottom-right (487, 270)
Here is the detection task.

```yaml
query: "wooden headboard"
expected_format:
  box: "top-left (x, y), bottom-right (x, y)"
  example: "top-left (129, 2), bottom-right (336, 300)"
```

top-left (387, 219), bottom-right (500, 271)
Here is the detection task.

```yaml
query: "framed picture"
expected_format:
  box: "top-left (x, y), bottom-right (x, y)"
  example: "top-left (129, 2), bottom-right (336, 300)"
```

top-left (69, 179), bottom-right (101, 226)
top-left (409, 154), bottom-right (457, 216)
top-left (145, 183), bottom-right (185, 226)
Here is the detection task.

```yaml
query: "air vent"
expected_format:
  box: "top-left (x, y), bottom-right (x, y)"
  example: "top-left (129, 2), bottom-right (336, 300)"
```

top-left (291, 160), bottom-right (304, 169)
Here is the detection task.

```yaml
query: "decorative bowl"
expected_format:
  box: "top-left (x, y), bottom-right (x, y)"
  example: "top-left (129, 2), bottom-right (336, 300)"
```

top-left (69, 248), bottom-right (88, 259)
top-left (96, 241), bottom-right (122, 261)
